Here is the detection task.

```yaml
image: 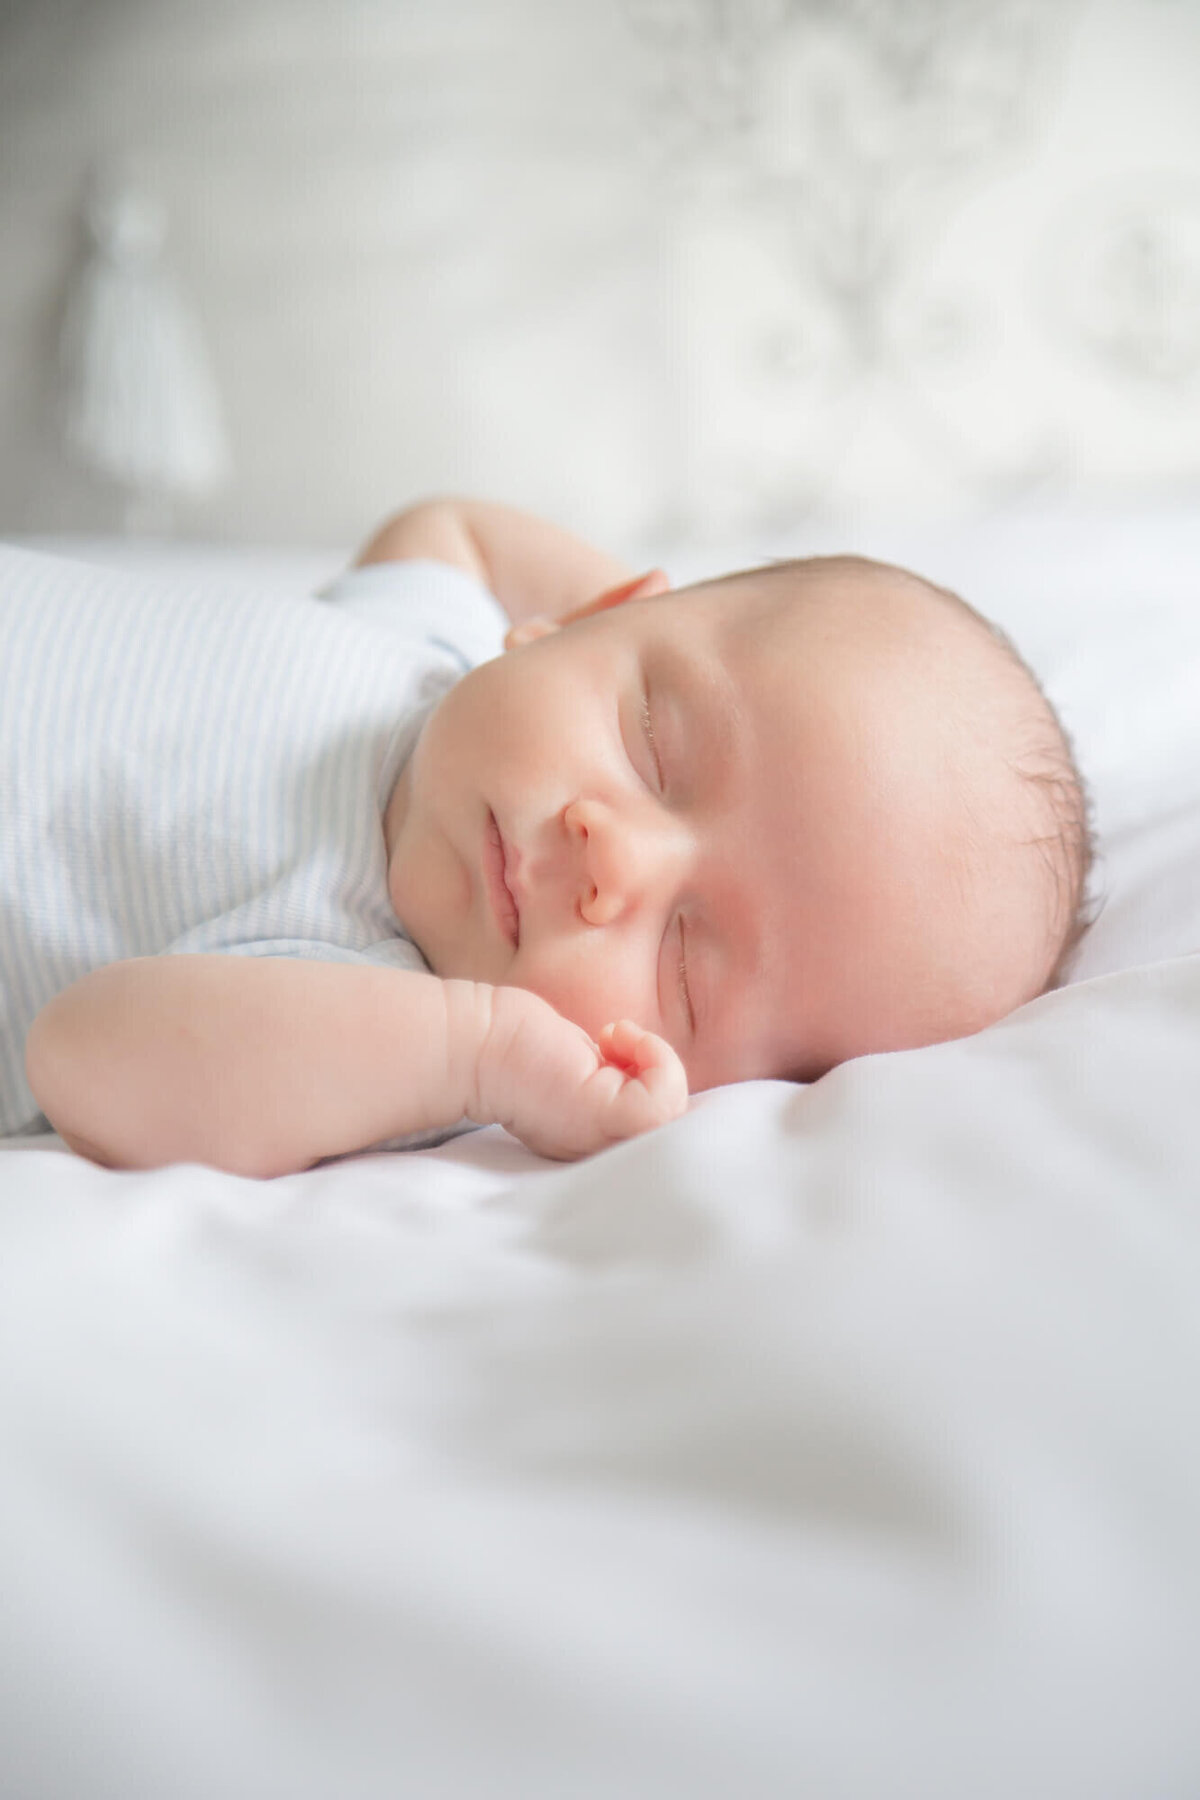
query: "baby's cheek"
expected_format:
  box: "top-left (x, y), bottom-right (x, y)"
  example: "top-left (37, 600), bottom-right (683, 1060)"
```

top-left (512, 938), bottom-right (654, 1042)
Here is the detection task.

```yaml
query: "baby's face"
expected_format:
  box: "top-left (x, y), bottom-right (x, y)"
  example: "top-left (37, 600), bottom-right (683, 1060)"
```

top-left (384, 570), bottom-right (1045, 1089)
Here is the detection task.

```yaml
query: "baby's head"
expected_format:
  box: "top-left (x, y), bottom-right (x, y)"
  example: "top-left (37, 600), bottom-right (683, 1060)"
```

top-left (384, 555), bottom-right (1092, 1089)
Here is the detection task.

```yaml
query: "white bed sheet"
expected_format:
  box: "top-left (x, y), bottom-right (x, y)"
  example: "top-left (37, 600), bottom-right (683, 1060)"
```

top-left (2, 511), bottom-right (1199, 1799)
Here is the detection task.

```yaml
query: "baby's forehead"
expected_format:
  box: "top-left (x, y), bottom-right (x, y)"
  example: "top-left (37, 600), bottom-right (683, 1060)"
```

top-left (681, 561), bottom-right (1033, 721)
top-left (661, 561), bottom-right (917, 648)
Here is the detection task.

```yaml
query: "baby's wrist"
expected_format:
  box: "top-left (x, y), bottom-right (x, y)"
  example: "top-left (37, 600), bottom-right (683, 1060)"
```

top-left (441, 977), bottom-right (497, 1124)
top-left (452, 981), bottom-right (571, 1132)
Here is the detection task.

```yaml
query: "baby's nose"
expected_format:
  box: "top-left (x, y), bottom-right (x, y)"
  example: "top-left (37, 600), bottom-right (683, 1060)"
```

top-left (565, 800), bottom-right (620, 924)
top-left (564, 797), bottom-right (678, 926)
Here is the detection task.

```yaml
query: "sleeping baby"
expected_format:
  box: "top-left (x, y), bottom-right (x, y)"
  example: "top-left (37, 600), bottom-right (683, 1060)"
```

top-left (12, 498), bottom-right (1092, 1175)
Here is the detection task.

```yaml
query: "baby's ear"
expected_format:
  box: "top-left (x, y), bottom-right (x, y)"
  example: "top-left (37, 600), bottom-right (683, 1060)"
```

top-left (590, 568), bottom-right (670, 613)
top-left (503, 615), bottom-right (561, 650)
top-left (502, 568), bottom-right (671, 652)
top-left (561, 567), bottom-right (671, 628)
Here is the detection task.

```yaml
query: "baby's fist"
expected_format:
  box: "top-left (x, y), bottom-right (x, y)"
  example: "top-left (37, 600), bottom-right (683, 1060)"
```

top-left (595, 1019), bottom-right (688, 1136)
top-left (549, 1015), bottom-right (688, 1159)
top-left (471, 987), bottom-right (687, 1160)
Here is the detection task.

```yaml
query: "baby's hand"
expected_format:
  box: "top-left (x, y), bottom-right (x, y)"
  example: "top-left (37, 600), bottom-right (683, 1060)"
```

top-left (470, 986), bottom-right (688, 1160)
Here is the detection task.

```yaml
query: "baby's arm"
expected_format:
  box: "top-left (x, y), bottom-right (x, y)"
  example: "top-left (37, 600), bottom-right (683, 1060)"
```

top-left (352, 497), bottom-right (641, 628)
top-left (24, 957), bottom-right (686, 1177)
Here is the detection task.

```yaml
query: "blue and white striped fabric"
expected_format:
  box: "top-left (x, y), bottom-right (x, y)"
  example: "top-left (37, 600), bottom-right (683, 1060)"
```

top-left (0, 547), bottom-right (507, 1143)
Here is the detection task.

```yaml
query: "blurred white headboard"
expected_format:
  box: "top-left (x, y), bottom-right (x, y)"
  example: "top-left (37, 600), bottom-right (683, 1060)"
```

top-left (1, 0), bottom-right (1198, 548)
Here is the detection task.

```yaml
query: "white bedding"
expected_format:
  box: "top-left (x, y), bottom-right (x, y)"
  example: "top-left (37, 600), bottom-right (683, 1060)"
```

top-left (2, 511), bottom-right (1199, 1799)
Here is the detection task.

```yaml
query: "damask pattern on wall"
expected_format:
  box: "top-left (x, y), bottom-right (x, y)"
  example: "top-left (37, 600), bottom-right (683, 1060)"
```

top-left (622, 0), bottom-right (1200, 533)
top-left (0, 0), bottom-right (1197, 543)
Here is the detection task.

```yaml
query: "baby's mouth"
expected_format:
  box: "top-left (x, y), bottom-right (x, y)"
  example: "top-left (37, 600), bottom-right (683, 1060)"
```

top-left (485, 810), bottom-right (520, 948)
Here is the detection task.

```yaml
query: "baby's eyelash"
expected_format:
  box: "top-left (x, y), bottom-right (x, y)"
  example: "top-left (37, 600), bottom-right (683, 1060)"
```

top-left (641, 694), bottom-right (664, 789)
top-left (677, 915), bottom-right (695, 1034)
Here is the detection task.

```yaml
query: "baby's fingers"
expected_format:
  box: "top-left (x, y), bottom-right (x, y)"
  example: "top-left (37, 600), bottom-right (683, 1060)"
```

top-left (599, 1020), bottom-right (688, 1120)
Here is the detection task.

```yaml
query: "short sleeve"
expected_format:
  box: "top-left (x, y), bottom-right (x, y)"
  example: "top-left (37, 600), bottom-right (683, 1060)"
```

top-left (317, 558), bottom-right (508, 672)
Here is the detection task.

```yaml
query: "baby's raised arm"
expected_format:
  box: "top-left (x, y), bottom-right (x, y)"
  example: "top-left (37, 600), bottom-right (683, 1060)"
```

top-left (353, 496), bottom-right (643, 628)
top-left (25, 958), bottom-right (686, 1176)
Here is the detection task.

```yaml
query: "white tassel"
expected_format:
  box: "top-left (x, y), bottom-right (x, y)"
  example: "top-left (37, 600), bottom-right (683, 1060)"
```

top-left (59, 163), bottom-right (231, 533)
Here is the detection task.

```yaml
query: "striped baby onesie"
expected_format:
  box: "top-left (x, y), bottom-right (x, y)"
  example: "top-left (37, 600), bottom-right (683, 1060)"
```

top-left (0, 546), bottom-right (506, 1147)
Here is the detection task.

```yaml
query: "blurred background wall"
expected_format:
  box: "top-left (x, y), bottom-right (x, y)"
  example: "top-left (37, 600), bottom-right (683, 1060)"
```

top-left (1, 0), bottom-right (1198, 550)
